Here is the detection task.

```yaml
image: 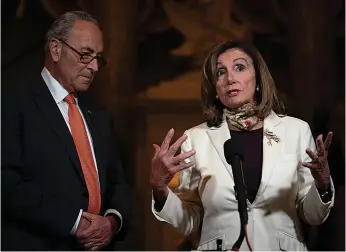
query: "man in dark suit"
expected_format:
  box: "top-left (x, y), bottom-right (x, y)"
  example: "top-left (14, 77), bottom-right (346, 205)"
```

top-left (2, 11), bottom-right (132, 250)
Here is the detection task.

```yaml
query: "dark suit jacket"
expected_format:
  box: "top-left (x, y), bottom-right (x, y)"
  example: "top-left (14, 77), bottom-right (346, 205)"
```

top-left (1, 76), bottom-right (132, 250)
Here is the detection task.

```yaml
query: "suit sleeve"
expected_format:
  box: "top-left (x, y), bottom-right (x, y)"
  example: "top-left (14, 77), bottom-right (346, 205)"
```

top-left (296, 122), bottom-right (335, 225)
top-left (151, 130), bottom-right (203, 236)
top-left (1, 96), bottom-right (82, 237)
top-left (103, 116), bottom-right (132, 237)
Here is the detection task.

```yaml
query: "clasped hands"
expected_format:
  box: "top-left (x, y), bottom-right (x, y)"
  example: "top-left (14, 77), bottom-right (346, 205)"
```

top-left (75, 212), bottom-right (119, 251)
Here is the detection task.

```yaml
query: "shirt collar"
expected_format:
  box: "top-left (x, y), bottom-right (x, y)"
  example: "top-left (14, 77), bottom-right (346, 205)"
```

top-left (41, 67), bottom-right (75, 104)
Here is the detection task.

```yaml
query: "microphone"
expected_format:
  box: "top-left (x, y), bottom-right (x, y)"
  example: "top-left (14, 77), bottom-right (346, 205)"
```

top-left (224, 138), bottom-right (248, 250)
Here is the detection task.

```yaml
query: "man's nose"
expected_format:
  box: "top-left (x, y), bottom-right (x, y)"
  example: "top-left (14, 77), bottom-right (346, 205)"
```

top-left (87, 58), bottom-right (99, 72)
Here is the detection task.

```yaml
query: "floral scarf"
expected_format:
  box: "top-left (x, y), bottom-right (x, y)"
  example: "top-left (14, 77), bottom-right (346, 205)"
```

top-left (223, 103), bottom-right (259, 131)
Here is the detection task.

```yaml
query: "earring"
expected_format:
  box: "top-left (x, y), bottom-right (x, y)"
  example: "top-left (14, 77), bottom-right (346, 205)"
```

top-left (216, 95), bottom-right (219, 99)
top-left (256, 85), bottom-right (259, 92)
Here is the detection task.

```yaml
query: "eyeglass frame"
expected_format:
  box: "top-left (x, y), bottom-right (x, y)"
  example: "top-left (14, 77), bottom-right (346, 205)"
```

top-left (56, 38), bottom-right (107, 68)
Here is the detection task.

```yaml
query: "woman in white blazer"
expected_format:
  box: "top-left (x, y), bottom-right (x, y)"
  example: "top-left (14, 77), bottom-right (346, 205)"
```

top-left (150, 41), bottom-right (335, 251)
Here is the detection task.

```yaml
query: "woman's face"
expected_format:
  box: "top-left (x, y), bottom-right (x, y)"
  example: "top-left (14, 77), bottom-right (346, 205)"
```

top-left (215, 48), bottom-right (256, 109)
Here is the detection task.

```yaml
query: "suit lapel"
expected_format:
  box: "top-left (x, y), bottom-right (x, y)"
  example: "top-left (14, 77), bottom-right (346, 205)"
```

top-left (207, 119), bottom-right (234, 180)
top-left (32, 78), bottom-right (86, 185)
top-left (255, 111), bottom-right (284, 199)
top-left (79, 103), bottom-right (107, 194)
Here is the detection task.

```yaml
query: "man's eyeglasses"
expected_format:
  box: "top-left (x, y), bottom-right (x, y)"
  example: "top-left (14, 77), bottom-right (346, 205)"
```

top-left (58, 39), bottom-right (107, 68)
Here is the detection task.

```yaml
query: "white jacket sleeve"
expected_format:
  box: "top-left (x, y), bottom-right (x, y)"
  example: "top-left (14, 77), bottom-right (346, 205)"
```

top-left (296, 122), bottom-right (335, 225)
top-left (151, 130), bottom-right (203, 236)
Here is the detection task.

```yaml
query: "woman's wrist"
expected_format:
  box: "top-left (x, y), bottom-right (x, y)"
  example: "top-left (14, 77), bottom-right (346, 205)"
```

top-left (316, 182), bottom-right (332, 203)
top-left (315, 178), bottom-right (331, 191)
top-left (153, 187), bottom-right (169, 211)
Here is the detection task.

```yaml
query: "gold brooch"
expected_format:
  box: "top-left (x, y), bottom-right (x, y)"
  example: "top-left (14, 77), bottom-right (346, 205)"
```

top-left (264, 128), bottom-right (280, 146)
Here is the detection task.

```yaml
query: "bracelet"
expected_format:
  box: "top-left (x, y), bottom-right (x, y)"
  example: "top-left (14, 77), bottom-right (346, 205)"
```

top-left (318, 185), bottom-right (332, 203)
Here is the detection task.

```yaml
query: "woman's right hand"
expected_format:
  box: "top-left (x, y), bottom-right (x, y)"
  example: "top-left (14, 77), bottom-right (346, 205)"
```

top-left (150, 128), bottom-right (196, 202)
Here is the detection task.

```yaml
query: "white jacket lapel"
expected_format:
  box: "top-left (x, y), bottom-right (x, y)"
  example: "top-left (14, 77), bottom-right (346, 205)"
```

top-left (206, 119), bottom-right (233, 180)
top-left (256, 111), bottom-right (284, 198)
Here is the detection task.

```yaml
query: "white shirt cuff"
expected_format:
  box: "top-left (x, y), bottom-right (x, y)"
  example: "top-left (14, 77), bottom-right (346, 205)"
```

top-left (70, 209), bottom-right (83, 235)
top-left (104, 209), bottom-right (123, 234)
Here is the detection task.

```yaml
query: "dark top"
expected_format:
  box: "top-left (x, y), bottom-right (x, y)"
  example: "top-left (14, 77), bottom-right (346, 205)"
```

top-left (230, 128), bottom-right (263, 203)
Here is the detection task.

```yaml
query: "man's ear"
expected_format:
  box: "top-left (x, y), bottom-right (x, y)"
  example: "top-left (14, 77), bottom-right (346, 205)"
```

top-left (49, 39), bottom-right (61, 62)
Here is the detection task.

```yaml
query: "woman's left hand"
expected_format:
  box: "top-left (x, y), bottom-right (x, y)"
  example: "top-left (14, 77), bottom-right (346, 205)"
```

top-left (302, 132), bottom-right (333, 190)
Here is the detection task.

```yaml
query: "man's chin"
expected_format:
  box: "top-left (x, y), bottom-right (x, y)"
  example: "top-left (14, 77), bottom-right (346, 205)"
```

top-left (76, 82), bottom-right (92, 92)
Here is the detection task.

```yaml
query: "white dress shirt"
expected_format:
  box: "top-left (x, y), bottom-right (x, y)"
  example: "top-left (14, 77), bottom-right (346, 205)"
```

top-left (41, 67), bottom-right (122, 234)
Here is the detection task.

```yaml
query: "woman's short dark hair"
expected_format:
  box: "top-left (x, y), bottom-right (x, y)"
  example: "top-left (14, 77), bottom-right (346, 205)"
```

top-left (201, 40), bottom-right (286, 127)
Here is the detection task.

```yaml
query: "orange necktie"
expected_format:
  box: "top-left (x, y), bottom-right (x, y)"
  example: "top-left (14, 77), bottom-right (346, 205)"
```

top-left (65, 94), bottom-right (101, 214)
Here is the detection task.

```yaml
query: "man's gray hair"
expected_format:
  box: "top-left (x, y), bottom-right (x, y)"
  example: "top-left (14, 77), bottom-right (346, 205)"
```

top-left (44, 10), bottom-right (100, 53)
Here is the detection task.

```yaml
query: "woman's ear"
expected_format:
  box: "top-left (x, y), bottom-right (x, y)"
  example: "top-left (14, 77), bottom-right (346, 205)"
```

top-left (49, 39), bottom-right (61, 63)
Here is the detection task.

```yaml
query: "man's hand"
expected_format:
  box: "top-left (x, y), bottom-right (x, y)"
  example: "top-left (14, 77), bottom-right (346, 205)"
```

top-left (76, 212), bottom-right (118, 251)
top-left (75, 216), bottom-right (91, 237)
